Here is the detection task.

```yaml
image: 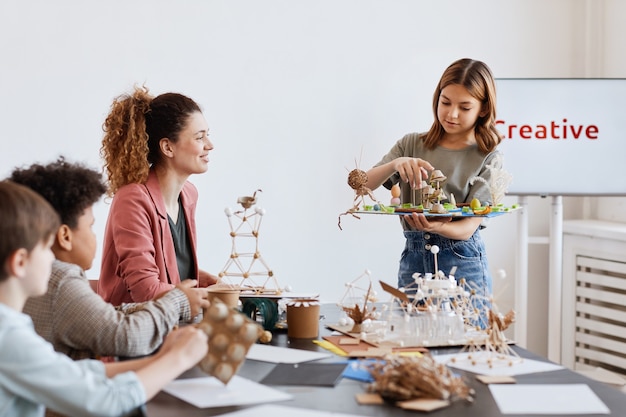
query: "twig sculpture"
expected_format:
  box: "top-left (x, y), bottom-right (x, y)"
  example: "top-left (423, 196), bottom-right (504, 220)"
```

top-left (218, 190), bottom-right (281, 294)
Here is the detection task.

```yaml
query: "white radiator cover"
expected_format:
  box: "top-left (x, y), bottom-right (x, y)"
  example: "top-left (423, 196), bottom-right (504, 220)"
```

top-left (562, 220), bottom-right (626, 375)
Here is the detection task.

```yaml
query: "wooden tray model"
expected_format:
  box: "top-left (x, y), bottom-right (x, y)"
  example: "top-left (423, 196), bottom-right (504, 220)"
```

top-left (355, 205), bottom-right (520, 218)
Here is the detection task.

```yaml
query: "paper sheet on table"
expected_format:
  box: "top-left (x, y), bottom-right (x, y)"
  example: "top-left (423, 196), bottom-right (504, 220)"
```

top-left (489, 384), bottom-right (610, 414)
top-left (246, 344), bottom-right (331, 363)
top-left (162, 375), bottom-right (292, 408)
top-left (434, 352), bottom-right (563, 376)
top-left (215, 404), bottom-right (369, 417)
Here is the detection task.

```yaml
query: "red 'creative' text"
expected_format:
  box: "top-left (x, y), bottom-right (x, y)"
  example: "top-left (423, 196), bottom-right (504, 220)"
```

top-left (496, 119), bottom-right (599, 140)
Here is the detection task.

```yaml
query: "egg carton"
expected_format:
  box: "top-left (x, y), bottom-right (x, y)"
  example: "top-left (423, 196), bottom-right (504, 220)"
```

top-left (196, 299), bottom-right (264, 384)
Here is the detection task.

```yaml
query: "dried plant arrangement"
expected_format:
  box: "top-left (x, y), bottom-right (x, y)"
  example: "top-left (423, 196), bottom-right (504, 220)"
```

top-left (469, 153), bottom-right (512, 206)
top-left (367, 354), bottom-right (475, 405)
top-left (337, 270), bottom-right (379, 333)
top-left (341, 283), bottom-right (378, 333)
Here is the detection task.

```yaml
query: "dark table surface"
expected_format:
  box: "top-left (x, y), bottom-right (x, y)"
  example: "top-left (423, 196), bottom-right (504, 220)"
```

top-left (146, 304), bottom-right (626, 416)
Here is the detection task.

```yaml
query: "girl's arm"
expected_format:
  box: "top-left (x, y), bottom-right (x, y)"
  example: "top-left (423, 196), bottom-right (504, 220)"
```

top-left (404, 215), bottom-right (483, 241)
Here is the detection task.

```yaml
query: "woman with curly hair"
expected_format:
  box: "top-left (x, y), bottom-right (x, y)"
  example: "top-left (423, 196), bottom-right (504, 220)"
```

top-left (99, 86), bottom-right (218, 305)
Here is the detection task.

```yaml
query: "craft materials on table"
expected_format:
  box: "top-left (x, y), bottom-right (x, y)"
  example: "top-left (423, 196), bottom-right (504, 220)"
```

top-left (316, 335), bottom-right (427, 358)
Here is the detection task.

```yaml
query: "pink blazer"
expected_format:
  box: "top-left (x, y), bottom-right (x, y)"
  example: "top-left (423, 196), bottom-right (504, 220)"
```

top-left (98, 170), bottom-right (200, 305)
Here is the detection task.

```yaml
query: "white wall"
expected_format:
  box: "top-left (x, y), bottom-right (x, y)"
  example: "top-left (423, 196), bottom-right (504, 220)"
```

top-left (2, 0), bottom-right (624, 357)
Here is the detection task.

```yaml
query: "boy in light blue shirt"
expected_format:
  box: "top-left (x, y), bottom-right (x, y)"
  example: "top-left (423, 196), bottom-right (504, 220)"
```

top-left (0, 180), bottom-right (208, 417)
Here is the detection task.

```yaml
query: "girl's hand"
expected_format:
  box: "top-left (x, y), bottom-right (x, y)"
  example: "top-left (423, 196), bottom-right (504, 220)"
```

top-left (392, 157), bottom-right (434, 189)
top-left (404, 212), bottom-right (452, 232)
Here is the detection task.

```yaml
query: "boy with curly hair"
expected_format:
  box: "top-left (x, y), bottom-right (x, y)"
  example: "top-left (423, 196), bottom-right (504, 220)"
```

top-left (9, 157), bottom-right (210, 360)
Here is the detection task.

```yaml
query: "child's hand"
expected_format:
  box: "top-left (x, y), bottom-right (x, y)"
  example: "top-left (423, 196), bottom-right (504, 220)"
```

top-left (404, 212), bottom-right (451, 232)
top-left (176, 280), bottom-right (210, 318)
top-left (393, 157), bottom-right (434, 189)
top-left (159, 326), bottom-right (208, 367)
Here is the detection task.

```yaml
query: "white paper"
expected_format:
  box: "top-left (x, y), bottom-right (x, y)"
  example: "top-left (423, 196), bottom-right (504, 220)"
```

top-left (246, 344), bottom-right (331, 363)
top-left (162, 375), bottom-right (292, 408)
top-left (216, 404), bottom-right (369, 417)
top-left (434, 352), bottom-right (563, 376)
top-left (489, 384), bottom-right (610, 414)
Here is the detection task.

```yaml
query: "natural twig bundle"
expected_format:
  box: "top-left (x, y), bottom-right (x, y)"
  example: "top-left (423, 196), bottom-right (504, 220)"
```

top-left (367, 355), bottom-right (474, 403)
top-left (341, 282), bottom-right (377, 332)
top-left (347, 169), bottom-right (368, 190)
top-left (338, 166), bottom-right (381, 230)
top-left (341, 303), bottom-right (377, 324)
top-left (469, 153), bottom-right (512, 206)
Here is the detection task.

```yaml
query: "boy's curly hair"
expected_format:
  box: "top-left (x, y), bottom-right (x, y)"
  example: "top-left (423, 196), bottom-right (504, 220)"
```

top-left (9, 156), bottom-right (106, 229)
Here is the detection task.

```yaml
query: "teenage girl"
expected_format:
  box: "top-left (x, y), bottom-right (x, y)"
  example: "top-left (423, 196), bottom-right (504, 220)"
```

top-left (365, 58), bottom-right (503, 306)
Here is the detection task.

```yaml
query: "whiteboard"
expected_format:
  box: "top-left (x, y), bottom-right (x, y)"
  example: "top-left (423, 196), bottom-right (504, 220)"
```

top-left (495, 78), bottom-right (626, 196)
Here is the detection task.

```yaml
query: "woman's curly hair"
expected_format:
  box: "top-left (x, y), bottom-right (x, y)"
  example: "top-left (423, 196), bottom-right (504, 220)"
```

top-left (100, 85), bottom-right (202, 196)
top-left (9, 156), bottom-right (106, 229)
top-left (100, 86), bottom-right (153, 196)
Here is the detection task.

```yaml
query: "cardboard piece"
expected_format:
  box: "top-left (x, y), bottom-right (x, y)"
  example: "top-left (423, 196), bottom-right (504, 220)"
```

top-left (322, 335), bottom-right (427, 358)
top-left (348, 347), bottom-right (394, 358)
top-left (396, 398), bottom-right (450, 412)
top-left (476, 375), bottom-right (517, 384)
top-left (379, 280), bottom-right (410, 303)
top-left (355, 393), bottom-right (384, 405)
top-left (322, 335), bottom-right (376, 355)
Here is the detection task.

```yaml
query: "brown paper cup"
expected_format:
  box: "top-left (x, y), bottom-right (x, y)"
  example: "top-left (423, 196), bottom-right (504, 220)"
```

top-left (287, 300), bottom-right (320, 338)
top-left (207, 288), bottom-right (241, 310)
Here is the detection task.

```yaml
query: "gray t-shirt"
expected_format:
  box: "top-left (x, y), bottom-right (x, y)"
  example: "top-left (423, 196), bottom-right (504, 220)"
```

top-left (374, 132), bottom-right (501, 206)
top-left (168, 198), bottom-right (194, 282)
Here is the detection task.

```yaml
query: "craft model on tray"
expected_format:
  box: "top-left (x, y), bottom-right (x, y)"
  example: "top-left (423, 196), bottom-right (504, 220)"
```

top-left (338, 152), bottom-right (518, 227)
